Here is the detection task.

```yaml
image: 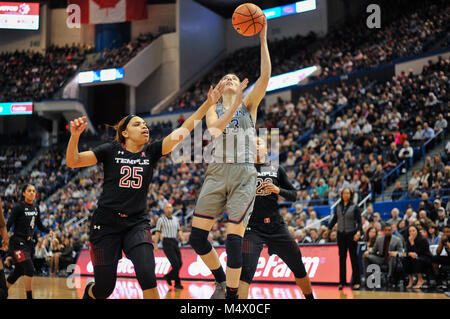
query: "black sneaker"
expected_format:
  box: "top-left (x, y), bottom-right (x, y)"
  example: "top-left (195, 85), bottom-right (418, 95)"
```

top-left (82, 281), bottom-right (95, 299)
top-left (174, 283), bottom-right (184, 290)
top-left (164, 274), bottom-right (173, 286)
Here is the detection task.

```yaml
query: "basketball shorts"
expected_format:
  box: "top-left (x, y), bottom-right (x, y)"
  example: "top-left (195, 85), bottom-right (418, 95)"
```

top-left (8, 236), bottom-right (33, 264)
top-left (194, 163), bottom-right (257, 226)
top-left (89, 208), bottom-right (154, 266)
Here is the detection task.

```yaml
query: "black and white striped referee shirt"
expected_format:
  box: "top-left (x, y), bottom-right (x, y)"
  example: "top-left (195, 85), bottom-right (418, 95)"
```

top-left (155, 215), bottom-right (180, 239)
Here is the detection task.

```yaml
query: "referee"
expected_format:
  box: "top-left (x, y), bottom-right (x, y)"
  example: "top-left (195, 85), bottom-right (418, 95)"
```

top-left (154, 203), bottom-right (184, 289)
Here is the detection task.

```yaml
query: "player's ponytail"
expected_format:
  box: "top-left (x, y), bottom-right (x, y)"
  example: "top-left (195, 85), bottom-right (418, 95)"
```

top-left (109, 115), bottom-right (135, 144)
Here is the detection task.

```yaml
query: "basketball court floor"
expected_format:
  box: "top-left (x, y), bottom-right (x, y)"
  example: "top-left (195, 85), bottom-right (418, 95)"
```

top-left (5, 276), bottom-right (449, 299)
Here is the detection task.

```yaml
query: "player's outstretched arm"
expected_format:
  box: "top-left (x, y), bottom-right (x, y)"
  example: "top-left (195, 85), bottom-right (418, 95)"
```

top-left (206, 78), bottom-right (249, 138)
top-left (0, 198), bottom-right (8, 251)
top-left (66, 116), bottom-right (98, 168)
top-left (244, 17), bottom-right (271, 121)
top-left (162, 81), bottom-right (226, 155)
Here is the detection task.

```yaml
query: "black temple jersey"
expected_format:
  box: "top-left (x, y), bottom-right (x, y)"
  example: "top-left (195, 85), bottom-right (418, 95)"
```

top-left (248, 162), bottom-right (297, 232)
top-left (6, 202), bottom-right (49, 240)
top-left (92, 140), bottom-right (163, 216)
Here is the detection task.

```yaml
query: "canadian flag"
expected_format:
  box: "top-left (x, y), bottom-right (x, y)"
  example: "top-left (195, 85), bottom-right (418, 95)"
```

top-left (68, 0), bottom-right (147, 24)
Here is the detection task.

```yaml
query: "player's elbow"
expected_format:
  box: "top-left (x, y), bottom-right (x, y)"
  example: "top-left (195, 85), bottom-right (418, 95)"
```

top-left (66, 159), bottom-right (78, 168)
top-left (207, 126), bottom-right (223, 139)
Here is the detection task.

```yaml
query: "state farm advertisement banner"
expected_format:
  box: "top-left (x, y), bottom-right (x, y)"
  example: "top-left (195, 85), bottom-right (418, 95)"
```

top-left (0, 2), bottom-right (40, 30)
top-left (76, 245), bottom-right (352, 284)
top-left (0, 102), bottom-right (33, 115)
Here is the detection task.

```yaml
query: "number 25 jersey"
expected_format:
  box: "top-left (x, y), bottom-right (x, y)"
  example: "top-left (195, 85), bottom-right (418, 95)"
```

top-left (92, 140), bottom-right (163, 216)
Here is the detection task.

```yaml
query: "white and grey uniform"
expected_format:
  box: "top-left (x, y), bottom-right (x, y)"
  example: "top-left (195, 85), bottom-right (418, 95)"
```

top-left (194, 102), bottom-right (257, 225)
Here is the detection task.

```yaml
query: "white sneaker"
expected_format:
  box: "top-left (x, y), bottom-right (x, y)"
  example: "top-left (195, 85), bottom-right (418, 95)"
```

top-left (210, 281), bottom-right (226, 299)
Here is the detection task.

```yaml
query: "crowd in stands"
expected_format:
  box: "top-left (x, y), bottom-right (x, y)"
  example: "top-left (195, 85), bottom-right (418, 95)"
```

top-left (1, 145), bottom-right (90, 276)
top-left (0, 29), bottom-right (175, 103)
top-left (2, 54), bottom-right (449, 279)
top-left (1, 1), bottom-right (449, 286)
top-left (0, 44), bottom-right (93, 102)
top-left (86, 30), bottom-right (174, 71)
top-left (166, 0), bottom-right (449, 112)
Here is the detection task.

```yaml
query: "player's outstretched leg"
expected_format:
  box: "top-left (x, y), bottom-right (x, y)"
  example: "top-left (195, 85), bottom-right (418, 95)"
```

top-left (0, 259), bottom-right (7, 299)
top-left (224, 222), bottom-right (247, 299)
top-left (189, 217), bottom-right (227, 299)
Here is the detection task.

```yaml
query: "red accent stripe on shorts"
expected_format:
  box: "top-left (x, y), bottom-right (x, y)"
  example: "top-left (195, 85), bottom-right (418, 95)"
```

top-left (227, 195), bottom-right (255, 224)
top-left (193, 211), bottom-right (215, 220)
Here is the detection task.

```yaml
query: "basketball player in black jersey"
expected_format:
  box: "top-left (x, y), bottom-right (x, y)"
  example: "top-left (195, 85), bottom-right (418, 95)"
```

top-left (5, 184), bottom-right (54, 299)
top-left (66, 81), bottom-right (225, 299)
top-left (0, 197), bottom-right (8, 299)
top-left (238, 138), bottom-right (314, 299)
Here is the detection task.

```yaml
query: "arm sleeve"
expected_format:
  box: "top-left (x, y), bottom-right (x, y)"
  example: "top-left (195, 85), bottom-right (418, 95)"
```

top-left (354, 205), bottom-right (363, 232)
top-left (277, 166), bottom-right (297, 202)
top-left (36, 207), bottom-right (50, 234)
top-left (147, 140), bottom-right (163, 167)
top-left (6, 205), bottom-right (20, 232)
top-left (92, 143), bottom-right (113, 164)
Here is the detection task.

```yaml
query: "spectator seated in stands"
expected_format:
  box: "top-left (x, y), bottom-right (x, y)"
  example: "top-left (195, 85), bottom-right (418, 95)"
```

top-left (391, 181), bottom-right (405, 201)
top-left (387, 208), bottom-right (402, 226)
top-left (404, 225), bottom-right (432, 289)
top-left (431, 225), bottom-right (450, 288)
top-left (33, 237), bottom-right (51, 275)
top-left (363, 223), bottom-right (404, 286)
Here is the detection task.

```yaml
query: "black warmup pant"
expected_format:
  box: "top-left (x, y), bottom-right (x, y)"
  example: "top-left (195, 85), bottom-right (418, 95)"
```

top-left (241, 224), bottom-right (307, 284)
top-left (163, 238), bottom-right (182, 284)
top-left (404, 256), bottom-right (431, 275)
top-left (337, 231), bottom-right (360, 285)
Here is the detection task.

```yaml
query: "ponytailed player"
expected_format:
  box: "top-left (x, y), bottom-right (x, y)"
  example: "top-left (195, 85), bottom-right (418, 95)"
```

top-left (5, 184), bottom-right (55, 299)
top-left (238, 137), bottom-right (314, 299)
top-left (66, 81), bottom-right (225, 299)
top-left (189, 19), bottom-right (271, 299)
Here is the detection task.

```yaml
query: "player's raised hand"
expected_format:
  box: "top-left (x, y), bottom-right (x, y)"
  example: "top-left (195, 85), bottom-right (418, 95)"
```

top-left (70, 116), bottom-right (88, 137)
top-left (207, 80), bottom-right (226, 106)
top-left (233, 78), bottom-right (249, 108)
top-left (259, 16), bottom-right (267, 41)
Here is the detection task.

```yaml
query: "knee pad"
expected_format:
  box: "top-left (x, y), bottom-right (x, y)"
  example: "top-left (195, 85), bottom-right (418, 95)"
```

top-left (129, 244), bottom-right (157, 290)
top-left (92, 280), bottom-right (116, 299)
top-left (239, 265), bottom-right (253, 284)
top-left (92, 264), bottom-right (119, 299)
top-left (189, 227), bottom-right (212, 255)
top-left (226, 234), bottom-right (243, 269)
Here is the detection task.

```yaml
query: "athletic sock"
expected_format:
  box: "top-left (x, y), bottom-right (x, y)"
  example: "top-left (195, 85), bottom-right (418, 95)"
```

top-left (26, 290), bottom-right (32, 300)
top-left (304, 293), bottom-right (314, 300)
top-left (226, 287), bottom-right (238, 299)
top-left (211, 267), bottom-right (226, 283)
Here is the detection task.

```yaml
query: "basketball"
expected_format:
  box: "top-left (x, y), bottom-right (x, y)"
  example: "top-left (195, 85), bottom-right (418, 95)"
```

top-left (232, 3), bottom-right (265, 37)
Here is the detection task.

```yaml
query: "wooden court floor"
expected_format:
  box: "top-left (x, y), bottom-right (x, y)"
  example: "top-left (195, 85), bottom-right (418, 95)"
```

top-left (5, 276), bottom-right (449, 299)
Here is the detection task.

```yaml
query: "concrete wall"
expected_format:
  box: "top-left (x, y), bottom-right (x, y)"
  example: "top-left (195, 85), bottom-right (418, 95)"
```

top-left (178, 0), bottom-right (226, 87)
